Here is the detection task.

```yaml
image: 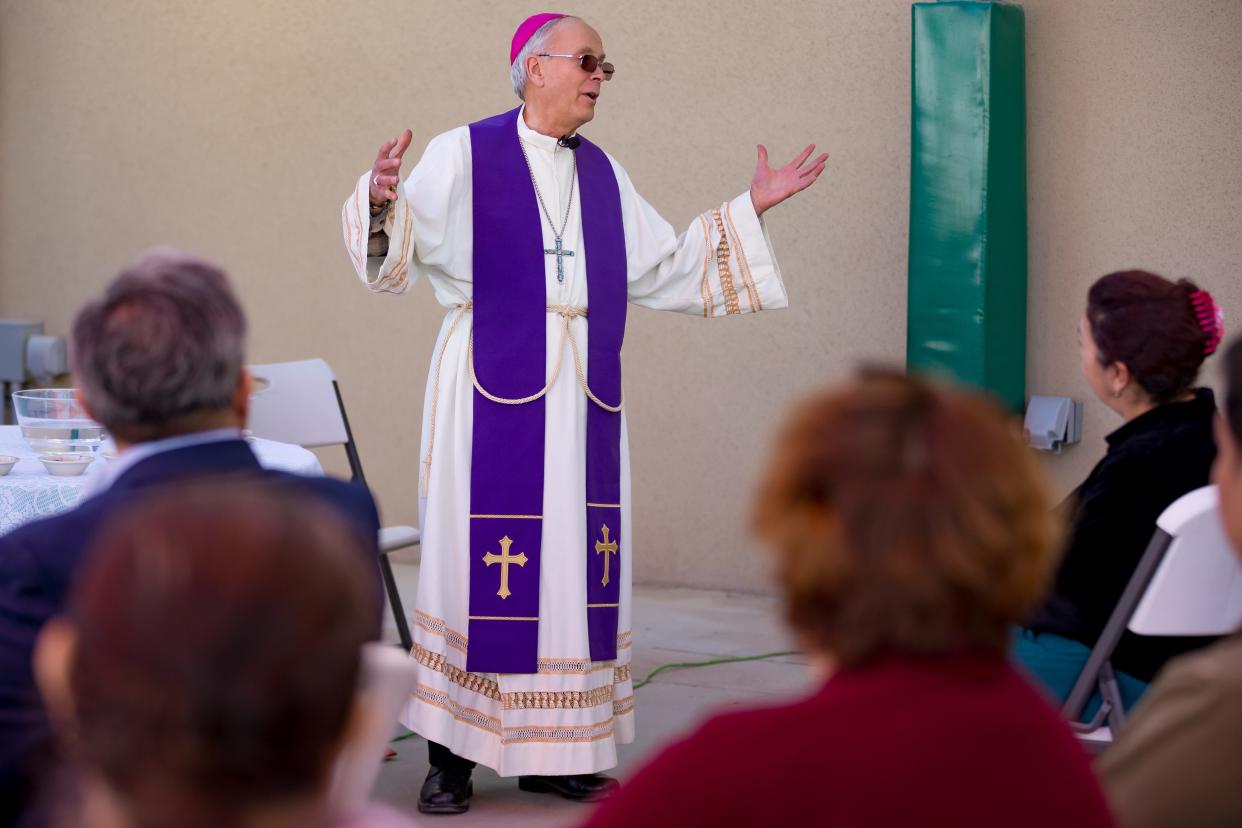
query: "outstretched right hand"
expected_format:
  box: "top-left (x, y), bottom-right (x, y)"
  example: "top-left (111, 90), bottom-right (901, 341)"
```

top-left (370, 129), bottom-right (413, 205)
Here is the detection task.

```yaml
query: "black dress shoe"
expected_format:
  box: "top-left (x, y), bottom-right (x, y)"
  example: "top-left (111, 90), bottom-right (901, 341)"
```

top-left (518, 773), bottom-right (619, 802)
top-left (418, 766), bottom-right (473, 815)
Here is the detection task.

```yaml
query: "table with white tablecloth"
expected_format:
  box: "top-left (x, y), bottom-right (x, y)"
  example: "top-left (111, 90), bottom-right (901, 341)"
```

top-left (0, 426), bottom-right (323, 535)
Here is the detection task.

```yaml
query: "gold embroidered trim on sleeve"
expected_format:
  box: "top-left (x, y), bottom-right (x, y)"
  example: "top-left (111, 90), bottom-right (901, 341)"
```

top-left (342, 198), bottom-right (363, 274)
top-left (384, 199), bottom-right (415, 293)
top-left (711, 208), bottom-right (742, 315)
top-left (613, 665), bottom-right (631, 684)
top-left (697, 214), bottom-right (715, 318)
top-left (613, 695), bottom-right (635, 716)
top-left (724, 202), bottom-right (762, 312)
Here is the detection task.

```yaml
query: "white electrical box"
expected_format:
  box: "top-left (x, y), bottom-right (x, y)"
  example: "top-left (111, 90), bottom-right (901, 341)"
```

top-left (0, 320), bottom-right (68, 382)
top-left (1024, 395), bottom-right (1083, 453)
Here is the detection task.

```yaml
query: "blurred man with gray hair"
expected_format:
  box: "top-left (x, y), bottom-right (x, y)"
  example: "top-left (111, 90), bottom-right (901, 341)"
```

top-left (0, 249), bottom-right (382, 828)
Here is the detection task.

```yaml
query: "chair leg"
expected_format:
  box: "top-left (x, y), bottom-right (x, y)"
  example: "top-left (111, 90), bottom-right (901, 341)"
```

top-left (378, 553), bottom-right (414, 651)
top-left (1099, 662), bottom-right (1127, 732)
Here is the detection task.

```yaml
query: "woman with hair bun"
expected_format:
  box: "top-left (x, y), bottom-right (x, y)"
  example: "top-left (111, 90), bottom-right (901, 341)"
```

top-left (1016, 270), bottom-right (1226, 715)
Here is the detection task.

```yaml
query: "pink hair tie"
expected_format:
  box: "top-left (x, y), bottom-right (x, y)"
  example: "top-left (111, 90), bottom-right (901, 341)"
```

top-left (1189, 289), bottom-right (1225, 356)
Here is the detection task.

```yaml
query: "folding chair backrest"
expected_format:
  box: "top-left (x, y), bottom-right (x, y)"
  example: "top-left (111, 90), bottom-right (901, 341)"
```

top-left (328, 643), bottom-right (418, 810)
top-left (1129, 485), bottom-right (1242, 636)
top-left (1063, 484), bottom-right (1236, 725)
top-left (248, 359), bottom-right (349, 449)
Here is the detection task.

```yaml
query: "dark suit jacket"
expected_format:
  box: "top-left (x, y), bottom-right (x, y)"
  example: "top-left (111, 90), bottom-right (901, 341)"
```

top-left (0, 438), bottom-right (382, 826)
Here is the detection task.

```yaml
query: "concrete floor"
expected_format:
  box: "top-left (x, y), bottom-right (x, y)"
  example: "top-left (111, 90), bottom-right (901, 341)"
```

top-left (374, 562), bottom-right (817, 826)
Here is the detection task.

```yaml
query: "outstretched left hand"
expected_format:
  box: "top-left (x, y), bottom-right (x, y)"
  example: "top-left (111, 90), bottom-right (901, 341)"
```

top-left (750, 144), bottom-right (829, 216)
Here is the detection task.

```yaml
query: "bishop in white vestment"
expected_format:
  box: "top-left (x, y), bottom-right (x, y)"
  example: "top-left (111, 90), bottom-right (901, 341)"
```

top-left (340, 13), bottom-right (827, 813)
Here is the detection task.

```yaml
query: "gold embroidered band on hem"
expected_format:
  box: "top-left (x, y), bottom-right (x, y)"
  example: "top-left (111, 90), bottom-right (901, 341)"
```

top-left (469, 615), bottom-right (539, 621)
top-left (413, 645), bottom-right (501, 699)
top-left (415, 644), bottom-right (627, 713)
top-left (587, 603), bottom-right (620, 608)
top-left (412, 683), bottom-right (501, 734)
top-left (413, 612), bottom-right (468, 654)
top-left (501, 686), bottom-right (614, 710)
top-left (469, 514), bottom-right (542, 520)
top-left (586, 502), bottom-right (621, 508)
top-left (537, 658), bottom-right (611, 674)
top-left (502, 717), bottom-right (616, 745)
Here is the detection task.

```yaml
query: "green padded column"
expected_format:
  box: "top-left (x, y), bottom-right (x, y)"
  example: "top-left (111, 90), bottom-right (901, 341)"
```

top-left (907, 1), bottom-right (1027, 411)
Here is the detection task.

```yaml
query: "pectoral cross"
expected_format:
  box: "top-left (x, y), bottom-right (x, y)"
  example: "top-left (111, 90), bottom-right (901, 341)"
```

top-left (482, 535), bottom-right (528, 600)
top-left (594, 524), bottom-right (618, 587)
top-left (545, 236), bottom-right (575, 283)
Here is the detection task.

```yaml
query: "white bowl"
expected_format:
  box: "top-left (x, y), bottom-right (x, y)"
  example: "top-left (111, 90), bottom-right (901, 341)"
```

top-left (0, 455), bottom-right (16, 476)
top-left (39, 453), bottom-right (94, 477)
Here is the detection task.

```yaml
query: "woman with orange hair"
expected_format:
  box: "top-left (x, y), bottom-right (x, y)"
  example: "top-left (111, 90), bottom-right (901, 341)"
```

top-left (582, 370), bottom-right (1114, 827)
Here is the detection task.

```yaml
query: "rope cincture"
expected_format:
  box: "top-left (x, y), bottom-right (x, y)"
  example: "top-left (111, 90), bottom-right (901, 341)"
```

top-left (419, 302), bottom-right (625, 496)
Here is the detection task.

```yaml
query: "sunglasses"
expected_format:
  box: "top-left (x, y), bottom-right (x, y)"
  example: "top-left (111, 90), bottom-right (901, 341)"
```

top-left (537, 53), bottom-right (615, 80)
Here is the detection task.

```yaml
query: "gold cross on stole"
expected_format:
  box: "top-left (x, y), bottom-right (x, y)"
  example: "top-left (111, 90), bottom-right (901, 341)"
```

top-left (482, 535), bottom-right (528, 600)
top-left (594, 524), bottom-right (618, 587)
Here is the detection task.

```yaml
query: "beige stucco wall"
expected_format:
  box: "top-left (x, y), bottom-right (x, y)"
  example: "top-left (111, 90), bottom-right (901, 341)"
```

top-left (1, 0), bottom-right (1239, 593)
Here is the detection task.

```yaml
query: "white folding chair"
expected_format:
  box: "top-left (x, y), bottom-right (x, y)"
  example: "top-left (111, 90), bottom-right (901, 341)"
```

top-left (248, 358), bottom-right (419, 650)
top-left (1062, 485), bottom-right (1242, 751)
top-left (328, 643), bottom-right (419, 809)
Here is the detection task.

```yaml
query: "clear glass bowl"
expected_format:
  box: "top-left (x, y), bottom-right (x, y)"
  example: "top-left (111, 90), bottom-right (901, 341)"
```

top-left (11, 389), bottom-right (106, 454)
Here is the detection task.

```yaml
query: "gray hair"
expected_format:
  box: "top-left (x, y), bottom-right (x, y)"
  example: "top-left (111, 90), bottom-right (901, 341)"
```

top-left (510, 16), bottom-right (578, 100)
top-left (71, 249), bottom-right (247, 436)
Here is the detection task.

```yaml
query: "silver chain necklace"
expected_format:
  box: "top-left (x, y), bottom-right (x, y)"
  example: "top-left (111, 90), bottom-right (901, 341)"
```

top-left (519, 138), bottom-right (578, 284)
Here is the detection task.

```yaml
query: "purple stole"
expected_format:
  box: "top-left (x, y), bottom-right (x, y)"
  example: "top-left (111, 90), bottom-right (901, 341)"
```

top-left (466, 107), bottom-right (626, 674)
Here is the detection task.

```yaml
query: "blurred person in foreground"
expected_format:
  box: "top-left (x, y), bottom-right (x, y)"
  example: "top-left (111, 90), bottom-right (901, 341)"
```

top-left (581, 370), bottom-right (1115, 828)
top-left (33, 485), bottom-right (416, 828)
top-left (0, 250), bottom-right (382, 826)
top-left (1096, 335), bottom-right (1242, 827)
top-left (1016, 270), bottom-right (1224, 714)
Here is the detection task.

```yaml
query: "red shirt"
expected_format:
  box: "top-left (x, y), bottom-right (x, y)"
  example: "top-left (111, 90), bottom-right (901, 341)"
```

top-left (582, 656), bottom-right (1115, 828)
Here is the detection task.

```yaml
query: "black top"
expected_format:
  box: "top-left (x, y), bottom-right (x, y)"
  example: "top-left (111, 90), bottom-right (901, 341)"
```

top-left (1029, 388), bottom-right (1219, 682)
